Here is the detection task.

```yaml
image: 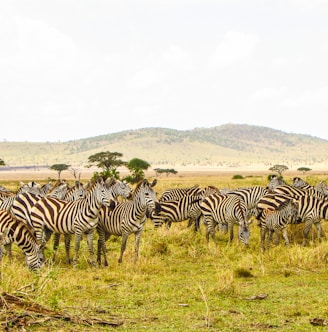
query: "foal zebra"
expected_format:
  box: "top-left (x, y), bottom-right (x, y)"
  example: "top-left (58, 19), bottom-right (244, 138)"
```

top-left (0, 210), bottom-right (42, 271)
top-left (30, 177), bottom-right (113, 265)
top-left (258, 198), bottom-right (299, 251)
top-left (200, 193), bottom-right (251, 246)
top-left (97, 179), bottom-right (160, 265)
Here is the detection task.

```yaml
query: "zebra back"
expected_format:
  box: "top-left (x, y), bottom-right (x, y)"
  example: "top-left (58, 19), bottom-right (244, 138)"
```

top-left (160, 185), bottom-right (202, 201)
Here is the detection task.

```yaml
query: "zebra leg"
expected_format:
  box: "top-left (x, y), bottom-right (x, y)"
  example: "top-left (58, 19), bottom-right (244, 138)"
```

top-left (64, 234), bottom-right (72, 264)
top-left (281, 227), bottom-right (290, 245)
top-left (86, 230), bottom-right (96, 266)
top-left (134, 230), bottom-right (143, 263)
top-left (73, 232), bottom-right (83, 265)
top-left (52, 233), bottom-right (61, 262)
top-left (118, 234), bottom-right (129, 263)
top-left (228, 222), bottom-right (234, 243)
top-left (302, 219), bottom-right (313, 246)
top-left (97, 228), bottom-right (105, 266)
top-left (314, 221), bottom-right (324, 242)
top-left (260, 227), bottom-right (267, 252)
top-left (4, 243), bottom-right (13, 262)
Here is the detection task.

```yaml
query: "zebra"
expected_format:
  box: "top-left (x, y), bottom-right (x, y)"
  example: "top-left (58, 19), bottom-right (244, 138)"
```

top-left (294, 194), bottom-right (328, 246)
top-left (225, 186), bottom-right (268, 218)
top-left (10, 181), bottom-right (69, 228)
top-left (200, 193), bottom-right (251, 246)
top-left (0, 210), bottom-right (42, 271)
top-left (258, 198), bottom-right (299, 251)
top-left (293, 177), bottom-right (328, 196)
top-left (96, 179), bottom-right (160, 266)
top-left (30, 177), bottom-right (114, 265)
top-left (267, 175), bottom-right (286, 192)
top-left (272, 184), bottom-right (327, 200)
top-left (159, 185), bottom-right (203, 202)
top-left (150, 195), bottom-right (203, 231)
top-left (52, 178), bottom-right (132, 260)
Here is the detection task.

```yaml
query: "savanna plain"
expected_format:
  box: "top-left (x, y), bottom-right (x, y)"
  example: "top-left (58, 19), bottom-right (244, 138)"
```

top-left (1, 169), bottom-right (328, 331)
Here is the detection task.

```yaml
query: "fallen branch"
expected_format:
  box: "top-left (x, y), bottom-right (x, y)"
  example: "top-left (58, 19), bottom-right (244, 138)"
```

top-left (0, 292), bottom-right (123, 329)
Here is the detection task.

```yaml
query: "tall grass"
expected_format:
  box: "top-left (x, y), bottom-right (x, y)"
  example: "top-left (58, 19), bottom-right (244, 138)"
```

top-left (1, 174), bottom-right (328, 331)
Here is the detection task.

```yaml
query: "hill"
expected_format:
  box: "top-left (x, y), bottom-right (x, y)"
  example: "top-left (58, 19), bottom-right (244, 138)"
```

top-left (1, 124), bottom-right (328, 171)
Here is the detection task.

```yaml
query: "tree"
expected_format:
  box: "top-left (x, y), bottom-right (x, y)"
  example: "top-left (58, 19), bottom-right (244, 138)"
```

top-left (125, 158), bottom-right (151, 184)
top-left (50, 163), bottom-right (70, 180)
top-left (154, 168), bottom-right (178, 177)
top-left (87, 151), bottom-right (126, 180)
top-left (297, 167), bottom-right (312, 175)
top-left (0, 158), bottom-right (5, 166)
top-left (268, 164), bottom-right (288, 177)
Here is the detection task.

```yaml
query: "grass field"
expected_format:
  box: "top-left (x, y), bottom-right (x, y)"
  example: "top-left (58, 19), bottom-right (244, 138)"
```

top-left (1, 171), bottom-right (328, 331)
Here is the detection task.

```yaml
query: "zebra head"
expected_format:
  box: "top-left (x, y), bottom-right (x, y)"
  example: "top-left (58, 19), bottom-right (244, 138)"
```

top-left (25, 250), bottom-right (43, 271)
top-left (238, 222), bottom-right (250, 247)
top-left (134, 179), bottom-right (161, 214)
top-left (106, 178), bottom-right (133, 200)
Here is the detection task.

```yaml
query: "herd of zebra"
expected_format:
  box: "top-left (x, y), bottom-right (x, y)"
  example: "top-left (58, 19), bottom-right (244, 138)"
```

top-left (1, 174), bottom-right (328, 271)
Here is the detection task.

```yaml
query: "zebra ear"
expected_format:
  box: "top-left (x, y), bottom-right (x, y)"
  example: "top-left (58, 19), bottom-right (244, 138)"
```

top-left (150, 179), bottom-right (157, 187)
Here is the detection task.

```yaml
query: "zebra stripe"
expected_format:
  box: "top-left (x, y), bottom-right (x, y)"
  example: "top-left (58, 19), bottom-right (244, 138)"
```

top-left (273, 185), bottom-right (327, 200)
top-left (0, 210), bottom-right (42, 271)
top-left (200, 193), bottom-right (251, 246)
top-left (150, 195), bottom-right (202, 231)
top-left (258, 198), bottom-right (299, 251)
top-left (97, 179), bottom-right (160, 265)
top-left (30, 177), bottom-right (113, 265)
top-left (295, 194), bottom-right (328, 246)
top-left (159, 185), bottom-right (203, 202)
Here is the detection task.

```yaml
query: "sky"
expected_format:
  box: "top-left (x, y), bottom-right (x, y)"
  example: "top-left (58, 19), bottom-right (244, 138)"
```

top-left (1, 0), bottom-right (328, 142)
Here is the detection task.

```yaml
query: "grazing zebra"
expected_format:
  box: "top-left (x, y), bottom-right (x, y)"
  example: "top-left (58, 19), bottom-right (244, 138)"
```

top-left (200, 193), bottom-right (251, 246)
top-left (225, 186), bottom-right (268, 219)
top-left (159, 185), bottom-right (203, 201)
top-left (150, 195), bottom-right (203, 231)
top-left (30, 177), bottom-right (114, 265)
top-left (258, 198), bottom-right (299, 251)
top-left (0, 210), bottom-right (42, 271)
top-left (97, 179), bottom-right (160, 265)
top-left (294, 194), bottom-right (328, 246)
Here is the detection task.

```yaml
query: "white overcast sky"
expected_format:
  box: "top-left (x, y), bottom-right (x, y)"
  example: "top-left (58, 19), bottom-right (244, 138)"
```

top-left (1, 0), bottom-right (328, 142)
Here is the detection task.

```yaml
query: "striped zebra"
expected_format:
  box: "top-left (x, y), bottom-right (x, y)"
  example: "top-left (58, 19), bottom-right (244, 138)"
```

top-left (294, 194), bottom-right (328, 246)
top-left (258, 198), bottom-right (299, 251)
top-left (97, 179), bottom-right (160, 265)
top-left (10, 181), bottom-right (69, 228)
top-left (293, 177), bottom-right (328, 196)
top-left (225, 186), bottom-right (268, 218)
top-left (159, 185), bottom-right (203, 201)
top-left (30, 177), bottom-right (114, 265)
top-left (0, 210), bottom-right (42, 271)
top-left (267, 175), bottom-right (286, 192)
top-left (150, 195), bottom-right (203, 231)
top-left (52, 178), bottom-right (132, 260)
top-left (200, 193), bottom-right (251, 246)
top-left (272, 185), bottom-right (327, 200)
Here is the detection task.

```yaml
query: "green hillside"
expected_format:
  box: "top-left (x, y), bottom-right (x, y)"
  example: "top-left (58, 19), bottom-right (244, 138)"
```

top-left (1, 124), bottom-right (328, 169)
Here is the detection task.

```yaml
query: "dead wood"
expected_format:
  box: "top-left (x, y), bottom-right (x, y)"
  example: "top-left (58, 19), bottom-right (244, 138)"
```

top-left (0, 291), bottom-right (123, 330)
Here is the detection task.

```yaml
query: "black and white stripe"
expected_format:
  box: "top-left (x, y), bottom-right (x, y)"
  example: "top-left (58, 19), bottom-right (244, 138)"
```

top-left (30, 177), bottom-right (113, 265)
top-left (0, 210), bottom-right (42, 271)
top-left (97, 179), bottom-right (160, 265)
top-left (200, 193), bottom-right (251, 246)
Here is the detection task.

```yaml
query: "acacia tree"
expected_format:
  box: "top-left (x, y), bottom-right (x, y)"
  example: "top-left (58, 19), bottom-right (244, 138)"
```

top-left (297, 167), bottom-right (312, 175)
top-left (87, 151), bottom-right (126, 180)
top-left (50, 163), bottom-right (70, 180)
top-left (154, 168), bottom-right (178, 177)
top-left (269, 164), bottom-right (288, 177)
top-left (125, 158), bottom-right (151, 184)
top-left (0, 158), bottom-right (5, 166)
